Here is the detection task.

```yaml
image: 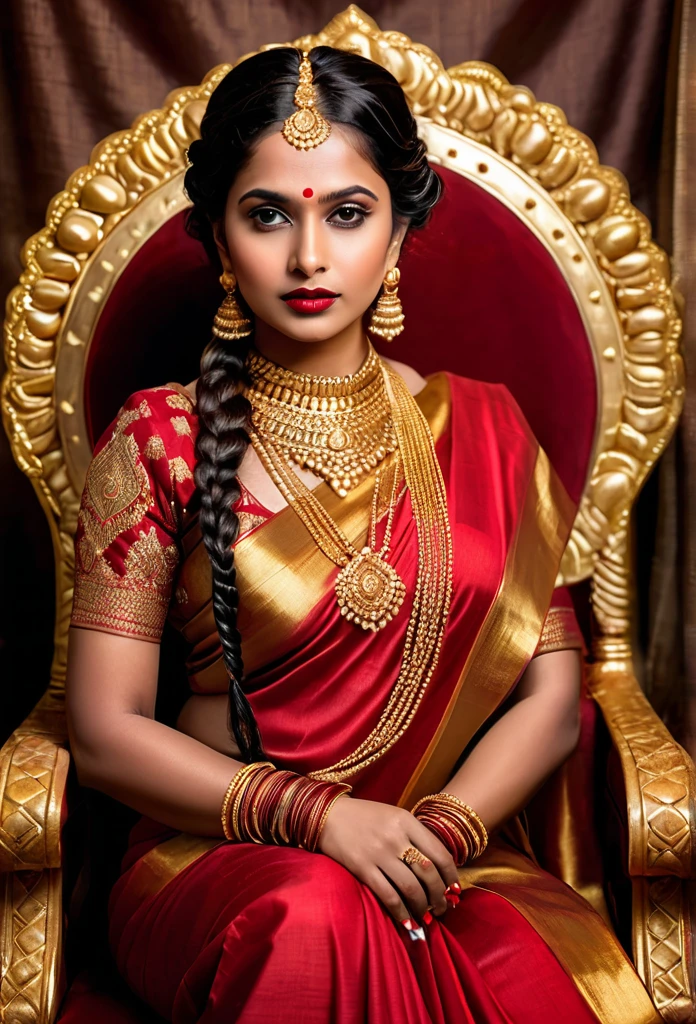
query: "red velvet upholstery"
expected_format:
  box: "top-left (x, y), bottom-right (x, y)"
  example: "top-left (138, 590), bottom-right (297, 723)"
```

top-left (85, 166), bottom-right (597, 504)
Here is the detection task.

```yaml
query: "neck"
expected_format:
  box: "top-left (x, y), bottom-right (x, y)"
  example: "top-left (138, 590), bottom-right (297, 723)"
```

top-left (252, 316), bottom-right (370, 377)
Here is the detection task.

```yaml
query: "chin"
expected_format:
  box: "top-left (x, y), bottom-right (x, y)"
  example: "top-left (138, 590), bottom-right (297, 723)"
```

top-left (277, 318), bottom-right (351, 343)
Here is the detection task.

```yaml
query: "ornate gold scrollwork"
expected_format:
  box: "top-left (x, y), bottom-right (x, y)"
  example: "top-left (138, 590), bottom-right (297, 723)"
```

top-left (1, 6), bottom-right (683, 703)
top-left (0, 8), bottom-right (689, 1022)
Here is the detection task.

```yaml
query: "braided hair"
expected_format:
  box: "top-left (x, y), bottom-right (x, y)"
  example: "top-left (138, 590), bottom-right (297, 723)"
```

top-left (183, 45), bottom-right (442, 763)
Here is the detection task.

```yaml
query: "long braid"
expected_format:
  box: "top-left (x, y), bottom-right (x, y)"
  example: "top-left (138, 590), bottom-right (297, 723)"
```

top-left (184, 44), bottom-right (443, 762)
top-left (194, 334), bottom-right (266, 763)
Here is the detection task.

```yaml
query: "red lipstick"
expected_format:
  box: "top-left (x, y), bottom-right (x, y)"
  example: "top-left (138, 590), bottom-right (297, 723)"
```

top-left (281, 287), bottom-right (339, 314)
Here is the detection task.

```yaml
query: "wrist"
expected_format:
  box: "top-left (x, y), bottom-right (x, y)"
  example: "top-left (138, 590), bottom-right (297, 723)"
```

top-left (410, 792), bottom-right (488, 867)
top-left (221, 761), bottom-right (352, 851)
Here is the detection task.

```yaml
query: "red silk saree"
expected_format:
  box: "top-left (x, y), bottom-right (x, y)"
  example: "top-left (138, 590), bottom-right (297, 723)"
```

top-left (69, 368), bottom-right (660, 1024)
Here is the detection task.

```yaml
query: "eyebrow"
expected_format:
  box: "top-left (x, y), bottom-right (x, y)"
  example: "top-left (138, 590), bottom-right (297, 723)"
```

top-left (237, 185), bottom-right (379, 205)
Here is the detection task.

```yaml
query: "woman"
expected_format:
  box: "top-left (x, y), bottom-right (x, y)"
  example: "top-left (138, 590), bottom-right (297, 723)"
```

top-left (65, 45), bottom-right (659, 1024)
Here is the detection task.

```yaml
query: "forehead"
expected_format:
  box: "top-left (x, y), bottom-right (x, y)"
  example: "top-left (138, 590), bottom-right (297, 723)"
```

top-left (228, 126), bottom-right (387, 196)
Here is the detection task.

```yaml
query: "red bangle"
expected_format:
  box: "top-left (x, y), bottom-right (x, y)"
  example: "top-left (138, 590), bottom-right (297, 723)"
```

top-left (222, 763), bottom-right (352, 851)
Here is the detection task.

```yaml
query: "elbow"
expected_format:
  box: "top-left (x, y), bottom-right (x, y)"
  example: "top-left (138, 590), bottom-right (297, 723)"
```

top-left (559, 704), bottom-right (582, 761)
top-left (70, 743), bottom-right (100, 790)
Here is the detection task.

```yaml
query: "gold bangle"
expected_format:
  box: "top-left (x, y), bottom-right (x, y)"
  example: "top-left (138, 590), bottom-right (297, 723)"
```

top-left (460, 802), bottom-right (489, 848)
top-left (307, 787), bottom-right (351, 851)
top-left (230, 761), bottom-right (276, 841)
top-left (221, 774), bottom-right (239, 840)
top-left (222, 762), bottom-right (260, 840)
top-left (411, 792), bottom-right (489, 862)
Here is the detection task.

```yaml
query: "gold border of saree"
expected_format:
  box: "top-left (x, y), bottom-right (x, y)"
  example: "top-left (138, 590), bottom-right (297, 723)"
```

top-left (173, 371), bottom-right (451, 688)
top-left (120, 370), bottom-right (660, 1023)
top-left (396, 439), bottom-right (575, 808)
top-left (121, 371), bottom-right (454, 896)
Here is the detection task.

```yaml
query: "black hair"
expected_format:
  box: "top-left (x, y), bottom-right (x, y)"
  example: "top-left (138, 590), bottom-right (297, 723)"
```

top-left (183, 45), bottom-right (442, 763)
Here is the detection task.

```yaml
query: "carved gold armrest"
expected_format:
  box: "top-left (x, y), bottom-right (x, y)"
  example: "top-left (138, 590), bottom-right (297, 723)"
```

top-left (0, 701), bottom-right (70, 1023)
top-left (589, 664), bottom-right (695, 881)
top-left (589, 663), bottom-right (696, 1023)
top-left (0, 703), bottom-right (69, 873)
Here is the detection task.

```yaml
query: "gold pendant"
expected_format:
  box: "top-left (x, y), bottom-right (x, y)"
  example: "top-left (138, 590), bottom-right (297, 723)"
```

top-left (335, 547), bottom-right (406, 632)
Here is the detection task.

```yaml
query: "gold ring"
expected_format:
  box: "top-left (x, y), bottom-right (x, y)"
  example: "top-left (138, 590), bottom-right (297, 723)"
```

top-left (400, 845), bottom-right (430, 868)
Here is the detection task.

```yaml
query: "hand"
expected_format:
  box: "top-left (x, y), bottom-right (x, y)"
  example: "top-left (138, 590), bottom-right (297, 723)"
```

top-left (317, 795), bottom-right (460, 928)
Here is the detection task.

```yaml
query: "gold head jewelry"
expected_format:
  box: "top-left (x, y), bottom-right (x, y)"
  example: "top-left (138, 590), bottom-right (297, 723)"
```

top-left (213, 270), bottom-right (253, 340)
top-left (282, 50), bottom-right (331, 150)
top-left (368, 268), bottom-right (405, 341)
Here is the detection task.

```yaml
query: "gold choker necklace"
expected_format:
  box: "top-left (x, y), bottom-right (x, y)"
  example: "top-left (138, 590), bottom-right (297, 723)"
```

top-left (244, 341), bottom-right (397, 497)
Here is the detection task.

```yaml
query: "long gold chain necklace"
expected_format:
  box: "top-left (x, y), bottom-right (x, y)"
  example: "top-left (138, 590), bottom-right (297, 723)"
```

top-left (245, 342), bottom-right (397, 497)
top-left (250, 428), bottom-right (407, 632)
top-left (245, 349), bottom-right (453, 782)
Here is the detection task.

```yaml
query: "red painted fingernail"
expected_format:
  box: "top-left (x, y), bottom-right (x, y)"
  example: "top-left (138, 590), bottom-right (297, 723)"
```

top-left (423, 910), bottom-right (434, 925)
top-left (445, 882), bottom-right (461, 895)
top-left (445, 893), bottom-right (460, 907)
top-left (400, 918), bottom-right (416, 931)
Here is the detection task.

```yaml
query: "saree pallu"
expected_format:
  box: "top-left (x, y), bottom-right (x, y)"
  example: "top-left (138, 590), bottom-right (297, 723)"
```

top-left (70, 370), bottom-right (659, 1023)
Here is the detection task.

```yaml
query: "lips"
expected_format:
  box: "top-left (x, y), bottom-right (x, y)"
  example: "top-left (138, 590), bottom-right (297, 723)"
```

top-left (281, 287), bottom-right (339, 314)
top-left (281, 287), bottom-right (338, 298)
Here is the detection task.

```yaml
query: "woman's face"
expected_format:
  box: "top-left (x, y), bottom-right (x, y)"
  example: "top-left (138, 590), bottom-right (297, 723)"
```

top-left (214, 125), bottom-right (407, 344)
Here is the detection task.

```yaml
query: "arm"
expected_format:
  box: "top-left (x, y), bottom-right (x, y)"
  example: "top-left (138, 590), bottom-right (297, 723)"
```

top-left (66, 626), bottom-right (244, 837)
top-left (65, 387), bottom-right (244, 836)
top-left (443, 646), bottom-right (582, 830)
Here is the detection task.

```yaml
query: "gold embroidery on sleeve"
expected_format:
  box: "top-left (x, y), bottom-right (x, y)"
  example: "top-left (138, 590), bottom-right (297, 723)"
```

top-left (536, 607), bottom-right (584, 655)
top-left (171, 416), bottom-right (193, 438)
top-left (81, 431), bottom-right (152, 551)
top-left (169, 456), bottom-right (194, 483)
top-left (115, 399), bottom-right (153, 432)
top-left (166, 393), bottom-right (194, 412)
top-left (71, 527), bottom-right (179, 640)
top-left (143, 435), bottom-right (167, 459)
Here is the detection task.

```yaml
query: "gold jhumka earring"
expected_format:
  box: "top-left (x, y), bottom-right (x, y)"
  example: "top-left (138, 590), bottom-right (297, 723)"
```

top-left (281, 50), bottom-right (331, 150)
top-left (368, 268), bottom-right (405, 341)
top-left (212, 271), bottom-right (253, 340)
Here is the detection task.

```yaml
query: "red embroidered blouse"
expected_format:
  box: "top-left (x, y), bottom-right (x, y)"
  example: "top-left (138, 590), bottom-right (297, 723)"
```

top-left (70, 383), bottom-right (585, 658)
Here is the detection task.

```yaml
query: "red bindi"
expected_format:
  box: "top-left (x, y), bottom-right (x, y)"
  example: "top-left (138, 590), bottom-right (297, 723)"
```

top-left (302, 187), bottom-right (314, 198)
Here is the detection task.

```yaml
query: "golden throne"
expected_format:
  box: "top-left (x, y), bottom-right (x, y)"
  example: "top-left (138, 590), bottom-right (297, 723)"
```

top-left (1, 7), bottom-right (691, 1022)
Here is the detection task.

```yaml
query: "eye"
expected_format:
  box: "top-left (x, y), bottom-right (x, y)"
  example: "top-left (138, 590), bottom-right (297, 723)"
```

top-left (248, 206), bottom-right (290, 230)
top-left (328, 204), bottom-right (369, 228)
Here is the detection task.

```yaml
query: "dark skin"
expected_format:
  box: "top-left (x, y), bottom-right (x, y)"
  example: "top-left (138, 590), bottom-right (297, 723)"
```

top-left (66, 124), bottom-right (582, 930)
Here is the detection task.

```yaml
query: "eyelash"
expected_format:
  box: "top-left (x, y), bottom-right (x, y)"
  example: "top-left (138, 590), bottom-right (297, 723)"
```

top-left (248, 203), bottom-right (370, 231)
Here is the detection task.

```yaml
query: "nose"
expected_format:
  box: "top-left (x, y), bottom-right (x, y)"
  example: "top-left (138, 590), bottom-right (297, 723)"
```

top-left (287, 214), bottom-right (327, 279)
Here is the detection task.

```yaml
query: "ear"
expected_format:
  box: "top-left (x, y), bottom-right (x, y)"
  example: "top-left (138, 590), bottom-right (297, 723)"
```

top-left (212, 220), bottom-right (234, 273)
top-left (385, 217), bottom-right (410, 272)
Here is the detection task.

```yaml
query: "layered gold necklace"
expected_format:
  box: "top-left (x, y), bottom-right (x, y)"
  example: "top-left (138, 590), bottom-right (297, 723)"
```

top-left (244, 341), bottom-right (453, 781)
top-left (245, 343), bottom-right (397, 498)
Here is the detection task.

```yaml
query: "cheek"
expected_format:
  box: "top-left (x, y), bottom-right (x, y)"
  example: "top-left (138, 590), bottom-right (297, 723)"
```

top-left (335, 221), bottom-right (392, 289)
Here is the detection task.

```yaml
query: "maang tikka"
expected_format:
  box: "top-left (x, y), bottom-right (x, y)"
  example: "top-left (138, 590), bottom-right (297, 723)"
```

top-left (212, 271), bottom-right (253, 341)
top-left (281, 50), bottom-right (331, 150)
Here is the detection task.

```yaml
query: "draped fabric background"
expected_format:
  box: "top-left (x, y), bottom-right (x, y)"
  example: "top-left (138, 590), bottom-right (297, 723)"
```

top-left (0, 0), bottom-right (689, 750)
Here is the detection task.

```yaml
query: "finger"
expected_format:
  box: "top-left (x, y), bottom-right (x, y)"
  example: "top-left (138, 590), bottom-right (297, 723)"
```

top-left (363, 868), bottom-right (426, 942)
top-left (408, 818), bottom-right (460, 887)
top-left (380, 859), bottom-right (430, 922)
top-left (405, 855), bottom-right (448, 917)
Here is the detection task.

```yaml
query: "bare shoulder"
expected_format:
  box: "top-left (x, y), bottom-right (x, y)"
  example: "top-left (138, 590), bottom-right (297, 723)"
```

top-left (379, 356), bottom-right (428, 396)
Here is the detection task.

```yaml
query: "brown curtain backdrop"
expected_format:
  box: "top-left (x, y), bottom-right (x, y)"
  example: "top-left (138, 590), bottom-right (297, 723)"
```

top-left (0, 1), bottom-right (684, 745)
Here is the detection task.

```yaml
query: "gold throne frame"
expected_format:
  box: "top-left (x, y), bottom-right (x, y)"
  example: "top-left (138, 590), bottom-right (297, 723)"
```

top-left (0, 6), bottom-right (692, 1021)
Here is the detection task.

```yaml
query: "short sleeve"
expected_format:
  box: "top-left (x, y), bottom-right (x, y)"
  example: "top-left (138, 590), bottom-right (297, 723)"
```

top-left (70, 386), bottom-right (197, 643)
top-left (534, 586), bottom-right (586, 657)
